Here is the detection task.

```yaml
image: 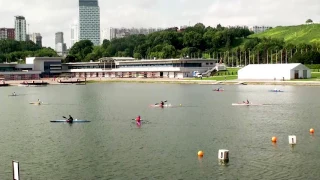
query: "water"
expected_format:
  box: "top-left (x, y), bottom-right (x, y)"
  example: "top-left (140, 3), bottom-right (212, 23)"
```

top-left (1, 83), bottom-right (320, 179)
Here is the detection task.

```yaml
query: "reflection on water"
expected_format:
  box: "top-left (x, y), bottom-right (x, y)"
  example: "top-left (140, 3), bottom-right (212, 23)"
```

top-left (0, 84), bottom-right (320, 179)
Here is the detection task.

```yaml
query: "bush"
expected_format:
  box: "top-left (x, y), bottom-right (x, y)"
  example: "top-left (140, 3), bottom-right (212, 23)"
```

top-left (305, 64), bottom-right (320, 69)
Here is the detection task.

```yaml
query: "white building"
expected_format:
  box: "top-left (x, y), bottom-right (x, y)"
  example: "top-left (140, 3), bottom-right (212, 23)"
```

top-left (26, 57), bottom-right (62, 76)
top-left (109, 27), bottom-right (164, 40)
top-left (79, 0), bottom-right (100, 45)
top-left (238, 63), bottom-right (311, 80)
top-left (55, 43), bottom-right (67, 57)
top-left (29, 33), bottom-right (42, 47)
top-left (14, 16), bottom-right (27, 41)
top-left (249, 26), bottom-right (272, 33)
top-left (71, 24), bottom-right (79, 47)
top-left (101, 28), bottom-right (109, 42)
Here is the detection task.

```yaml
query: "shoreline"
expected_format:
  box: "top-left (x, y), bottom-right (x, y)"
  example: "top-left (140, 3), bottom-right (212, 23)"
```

top-left (2, 78), bottom-right (320, 86)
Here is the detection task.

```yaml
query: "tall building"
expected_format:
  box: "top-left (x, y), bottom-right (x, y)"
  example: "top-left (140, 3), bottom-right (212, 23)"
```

top-left (249, 26), bottom-right (272, 33)
top-left (55, 32), bottom-right (67, 56)
top-left (29, 33), bottom-right (42, 47)
top-left (55, 32), bottom-right (64, 44)
top-left (109, 27), bottom-right (164, 40)
top-left (71, 24), bottom-right (79, 47)
top-left (55, 43), bottom-right (67, 57)
top-left (14, 16), bottom-right (27, 41)
top-left (101, 29), bottom-right (109, 42)
top-left (0, 28), bottom-right (15, 40)
top-left (79, 0), bottom-right (100, 45)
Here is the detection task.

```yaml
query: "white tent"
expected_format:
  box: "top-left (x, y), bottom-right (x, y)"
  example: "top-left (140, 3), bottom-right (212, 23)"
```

top-left (238, 63), bottom-right (311, 80)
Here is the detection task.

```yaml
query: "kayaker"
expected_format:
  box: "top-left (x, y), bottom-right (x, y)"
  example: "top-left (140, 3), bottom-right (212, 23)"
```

top-left (135, 115), bottom-right (141, 123)
top-left (246, 100), bottom-right (249, 104)
top-left (13, 92), bottom-right (16, 96)
top-left (67, 115), bottom-right (74, 123)
top-left (160, 101), bottom-right (164, 106)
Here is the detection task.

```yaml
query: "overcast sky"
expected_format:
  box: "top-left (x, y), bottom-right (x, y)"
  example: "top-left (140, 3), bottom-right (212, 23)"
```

top-left (0, 0), bottom-right (319, 49)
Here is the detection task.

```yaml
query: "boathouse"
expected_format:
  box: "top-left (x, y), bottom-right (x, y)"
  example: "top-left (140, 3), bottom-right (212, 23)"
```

top-left (238, 63), bottom-right (311, 80)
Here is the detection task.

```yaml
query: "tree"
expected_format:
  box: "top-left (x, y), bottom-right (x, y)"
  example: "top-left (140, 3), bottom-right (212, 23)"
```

top-left (291, 51), bottom-right (320, 64)
top-left (69, 40), bottom-right (94, 61)
top-left (306, 19), bottom-right (313, 24)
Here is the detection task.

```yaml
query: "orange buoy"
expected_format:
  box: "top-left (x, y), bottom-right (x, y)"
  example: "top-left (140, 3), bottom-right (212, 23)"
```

top-left (271, 136), bottom-right (277, 142)
top-left (198, 151), bottom-right (204, 157)
top-left (310, 128), bottom-right (315, 133)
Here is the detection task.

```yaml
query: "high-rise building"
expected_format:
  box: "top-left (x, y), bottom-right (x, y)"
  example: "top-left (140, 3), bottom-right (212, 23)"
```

top-left (0, 28), bottom-right (15, 40)
top-left (29, 33), bottom-right (42, 47)
top-left (109, 27), bottom-right (164, 40)
top-left (55, 32), bottom-right (64, 44)
top-left (71, 24), bottom-right (79, 47)
top-left (14, 16), bottom-right (27, 41)
top-left (79, 0), bottom-right (100, 45)
top-left (101, 29), bottom-right (109, 43)
top-left (249, 26), bottom-right (272, 33)
top-left (56, 43), bottom-right (68, 57)
top-left (55, 32), bottom-right (67, 56)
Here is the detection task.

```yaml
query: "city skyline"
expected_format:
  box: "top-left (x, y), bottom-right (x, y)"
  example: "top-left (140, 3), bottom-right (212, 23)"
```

top-left (0, 0), bottom-right (319, 49)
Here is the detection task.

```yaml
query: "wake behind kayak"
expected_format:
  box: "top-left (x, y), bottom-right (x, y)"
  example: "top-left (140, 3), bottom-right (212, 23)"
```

top-left (50, 119), bottom-right (90, 123)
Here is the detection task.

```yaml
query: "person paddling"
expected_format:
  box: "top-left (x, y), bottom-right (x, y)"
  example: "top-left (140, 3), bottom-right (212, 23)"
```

top-left (67, 115), bottom-right (74, 123)
top-left (135, 115), bottom-right (141, 123)
top-left (160, 101), bottom-right (164, 107)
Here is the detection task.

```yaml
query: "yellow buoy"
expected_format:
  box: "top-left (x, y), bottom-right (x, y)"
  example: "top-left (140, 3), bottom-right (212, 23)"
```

top-left (198, 151), bottom-right (204, 157)
top-left (180, 104), bottom-right (182, 106)
top-left (310, 128), bottom-right (315, 133)
top-left (271, 136), bottom-right (277, 142)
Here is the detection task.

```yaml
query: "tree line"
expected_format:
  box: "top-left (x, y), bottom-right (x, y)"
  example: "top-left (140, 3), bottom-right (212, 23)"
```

top-left (0, 40), bottom-right (57, 63)
top-left (1, 23), bottom-right (319, 66)
top-left (66, 23), bottom-right (252, 62)
top-left (67, 23), bottom-right (320, 65)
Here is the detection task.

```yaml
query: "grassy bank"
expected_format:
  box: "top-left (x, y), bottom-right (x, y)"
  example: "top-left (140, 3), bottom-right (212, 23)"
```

top-left (249, 24), bottom-right (320, 44)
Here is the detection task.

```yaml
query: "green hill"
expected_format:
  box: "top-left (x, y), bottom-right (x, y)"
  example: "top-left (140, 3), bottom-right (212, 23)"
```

top-left (249, 24), bottom-right (320, 44)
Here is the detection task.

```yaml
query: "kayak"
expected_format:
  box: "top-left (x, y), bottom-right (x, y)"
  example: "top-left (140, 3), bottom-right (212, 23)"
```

top-left (50, 119), bottom-right (90, 123)
top-left (149, 104), bottom-right (172, 107)
top-left (29, 102), bottom-right (41, 105)
top-left (269, 90), bottom-right (284, 92)
top-left (213, 89), bottom-right (224, 92)
top-left (8, 95), bottom-right (18, 96)
top-left (232, 103), bottom-right (264, 106)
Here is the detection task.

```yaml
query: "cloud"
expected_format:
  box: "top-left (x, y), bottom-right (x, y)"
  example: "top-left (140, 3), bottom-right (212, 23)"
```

top-left (0, 0), bottom-right (319, 49)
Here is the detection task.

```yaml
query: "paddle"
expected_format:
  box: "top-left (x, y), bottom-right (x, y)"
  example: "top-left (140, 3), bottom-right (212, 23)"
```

top-left (155, 100), bottom-right (167, 105)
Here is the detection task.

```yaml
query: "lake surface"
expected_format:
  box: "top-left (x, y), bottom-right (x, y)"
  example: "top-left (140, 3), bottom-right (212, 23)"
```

top-left (1, 83), bottom-right (320, 179)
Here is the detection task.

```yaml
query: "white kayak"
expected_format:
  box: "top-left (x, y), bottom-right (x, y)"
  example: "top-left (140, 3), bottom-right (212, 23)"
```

top-left (232, 103), bottom-right (264, 106)
top-left (50, 119), bottom-right (90, 123)
top-left (149, 104), bottom-right (172, 107)
top-left (29, 102), bottom-right (41, 105)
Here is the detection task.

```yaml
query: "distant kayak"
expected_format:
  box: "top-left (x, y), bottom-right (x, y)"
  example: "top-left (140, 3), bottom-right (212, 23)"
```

top-left (213, 89), bottom-right (224, 92)
top-left (29, 102), bottom-right (41, 105)
top-left (232, 103), bottom-right (264, 106)
top-left (149, 104), bottom-right (172, 107)
top-left (50, 119), bottom-right (90, 123)
top-left (269, 90), bottom-right (284, 92)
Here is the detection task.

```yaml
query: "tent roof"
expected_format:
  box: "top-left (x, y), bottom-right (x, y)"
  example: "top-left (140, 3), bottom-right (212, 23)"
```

top-left (239, 63), bottom-right (309, 72)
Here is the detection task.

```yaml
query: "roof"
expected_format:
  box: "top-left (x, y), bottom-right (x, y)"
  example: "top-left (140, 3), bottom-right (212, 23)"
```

top-left (239, 63), bottom-right (309, 72)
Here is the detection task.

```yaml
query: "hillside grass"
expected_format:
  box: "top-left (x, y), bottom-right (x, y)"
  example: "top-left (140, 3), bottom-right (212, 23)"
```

top-left (249, 24), bottom-right (320, 44)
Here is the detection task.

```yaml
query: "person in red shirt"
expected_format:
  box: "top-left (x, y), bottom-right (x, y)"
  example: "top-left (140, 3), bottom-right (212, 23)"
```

top-left (136, 115), bottom-right (141, 123)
